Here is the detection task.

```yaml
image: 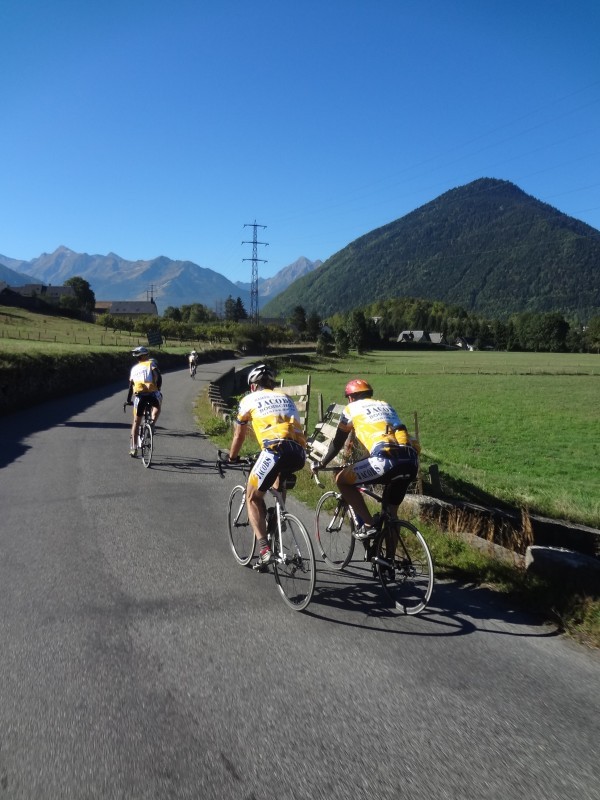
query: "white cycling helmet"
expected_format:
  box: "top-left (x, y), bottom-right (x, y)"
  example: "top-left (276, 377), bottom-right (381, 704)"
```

top-left (131, 346), bottom-right (149, 357)
top-left (247, 363), bottom-right (276, 387)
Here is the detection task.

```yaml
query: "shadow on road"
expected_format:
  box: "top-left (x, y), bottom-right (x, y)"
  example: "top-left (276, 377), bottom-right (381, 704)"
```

top-left (0, 381), bottom-right (123, 470)
top-left (306, 563), bottom-right (560, 641)
top-left (146, 456), bottom-right (222, 475)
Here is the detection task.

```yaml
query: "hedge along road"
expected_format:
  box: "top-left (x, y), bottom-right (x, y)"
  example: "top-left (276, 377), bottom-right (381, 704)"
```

top-left (0, 357), bottom-right (599, 800)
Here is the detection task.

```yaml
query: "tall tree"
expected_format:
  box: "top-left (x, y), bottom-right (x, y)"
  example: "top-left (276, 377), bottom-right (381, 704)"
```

top-left (290, 305), bottom-right (307, 333)
top-left (347, 309), bottom-right (367, 352)
top-left (64, 276), bottom-right (95, 312)
top-left (306, 310), bottom-right (321, 340)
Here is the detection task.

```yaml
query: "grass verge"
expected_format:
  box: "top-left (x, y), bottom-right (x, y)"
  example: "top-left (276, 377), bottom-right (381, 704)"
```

top-left (196, 388), bottom-right (600, 649)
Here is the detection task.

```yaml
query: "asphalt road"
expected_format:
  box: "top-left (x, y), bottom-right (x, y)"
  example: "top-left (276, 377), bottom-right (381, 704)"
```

top-left (1, 358), bottom-right (599, 800)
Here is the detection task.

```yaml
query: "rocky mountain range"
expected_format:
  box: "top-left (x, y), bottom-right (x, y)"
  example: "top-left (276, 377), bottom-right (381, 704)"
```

top-left (0, 250), bottom-right (322, 314)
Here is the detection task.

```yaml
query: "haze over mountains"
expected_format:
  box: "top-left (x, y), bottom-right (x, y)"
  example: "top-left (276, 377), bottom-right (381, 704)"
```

top-left (2, 178), bottom-right (599, 321)
top-left (0, 250), bottom-right (321, 314)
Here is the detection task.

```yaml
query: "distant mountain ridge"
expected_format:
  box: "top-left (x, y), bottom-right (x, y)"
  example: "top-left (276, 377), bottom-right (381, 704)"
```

top-left (236, 257), bottom-right (322, 301)
top-left (0, 261), bottom-right (37, 286)
top-left (0, 248), bottom-right (321, 313)
top-left (262, 178), bottom-right (600, 321)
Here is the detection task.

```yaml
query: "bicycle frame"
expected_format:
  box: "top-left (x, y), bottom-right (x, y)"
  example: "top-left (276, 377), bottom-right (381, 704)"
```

top-left (228, 476), bottom-right (288, 561)
top-left (221, 450), bottom-right (316, 611)
top-left (313, 463), bottom-right (433, 613)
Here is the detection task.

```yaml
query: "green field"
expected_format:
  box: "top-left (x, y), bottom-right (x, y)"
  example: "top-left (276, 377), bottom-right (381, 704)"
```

top-left (276, 350), bottom-right (600, 528)
top-left (2, 306), bottom-right (598, 528)
top-left (0, 305), bottom-right (205, 354)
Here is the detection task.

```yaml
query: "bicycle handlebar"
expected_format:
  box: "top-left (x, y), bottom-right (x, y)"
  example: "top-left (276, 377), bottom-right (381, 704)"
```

top-left (216, 449), bottom-right (258, 477)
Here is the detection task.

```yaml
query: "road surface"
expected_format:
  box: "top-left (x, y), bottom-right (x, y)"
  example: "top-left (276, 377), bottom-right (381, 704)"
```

top-left (1, 358), bottom-right (598, 799)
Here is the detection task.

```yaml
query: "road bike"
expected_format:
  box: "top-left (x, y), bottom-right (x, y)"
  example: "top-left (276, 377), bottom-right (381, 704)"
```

top-left (313, 467), bottom-right (433, 615)
top-left (190, 362), bottom-right (197, 378)
top-left (124, 401), bottom-right (154, 468)
top-left (217, 450), bottom-right (316, 611)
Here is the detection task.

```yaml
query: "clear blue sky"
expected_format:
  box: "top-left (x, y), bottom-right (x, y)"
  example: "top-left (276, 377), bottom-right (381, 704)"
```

top-left (1, 0), bottom-right (599, 284)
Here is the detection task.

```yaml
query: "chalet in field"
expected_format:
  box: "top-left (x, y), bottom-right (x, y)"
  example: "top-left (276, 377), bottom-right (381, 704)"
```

top-left (397, 330), bottom-right (447, 345)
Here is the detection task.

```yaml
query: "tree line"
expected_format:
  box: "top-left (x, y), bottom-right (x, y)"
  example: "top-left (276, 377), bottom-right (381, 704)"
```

top-left (62, 276), bottom-right (600, 354)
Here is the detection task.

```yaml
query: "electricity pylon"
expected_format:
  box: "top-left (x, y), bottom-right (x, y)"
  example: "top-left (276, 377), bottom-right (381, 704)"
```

top-left (242, 221), bottom-right (268, 324)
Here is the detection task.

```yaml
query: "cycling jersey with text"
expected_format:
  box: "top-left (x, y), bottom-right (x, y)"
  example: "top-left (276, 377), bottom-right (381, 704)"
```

top-left (339, 398), bottom-right (410, 454)
top-left (236, 389), bottom-right (307, 449)
top-left (129, 359), bottom-right (159, 394)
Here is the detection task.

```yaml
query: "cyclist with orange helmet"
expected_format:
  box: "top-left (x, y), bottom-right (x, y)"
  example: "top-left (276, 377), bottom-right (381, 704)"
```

top-left (311, 378), bottom-right (419, 537)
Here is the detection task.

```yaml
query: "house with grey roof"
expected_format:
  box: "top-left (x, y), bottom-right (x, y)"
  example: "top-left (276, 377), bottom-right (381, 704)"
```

top-left (95, 300), bottom-right (158, 317)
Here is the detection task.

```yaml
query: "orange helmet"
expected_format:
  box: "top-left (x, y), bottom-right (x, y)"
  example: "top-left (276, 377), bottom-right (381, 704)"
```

top-left (344, 378), bottom-right (373, 398)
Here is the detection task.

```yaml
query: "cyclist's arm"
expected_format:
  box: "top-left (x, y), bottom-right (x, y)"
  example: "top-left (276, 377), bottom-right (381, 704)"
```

top-left (229, 420), bottom-right (247, 461)
top-left (126, 380), bottom-right (134, 405)
top-left (153, 367), bottom-right (162, 390)
top-left (317, 426), bottom-right (350, 468)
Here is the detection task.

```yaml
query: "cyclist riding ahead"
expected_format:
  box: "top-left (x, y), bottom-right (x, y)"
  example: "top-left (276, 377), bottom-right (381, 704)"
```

top-left (125, 346), bottom-right (162, 457)
top-left (188, 350), bottom-right (198, 376)
top-left (311, 378), bottom-right (419, 539)
top-left (227, 364), bottom-right (307, 565)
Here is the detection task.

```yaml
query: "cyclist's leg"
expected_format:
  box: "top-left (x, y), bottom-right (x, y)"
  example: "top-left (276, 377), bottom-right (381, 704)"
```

top-left (130, 396), bottom-right (143, 451)
top-left (335, 457), bottom-right (383, 526)
top-left (150, 392), bottom-right (161, 425)
top-left (246, 449), bottom-right (280, 542)
top-left (270, 442), bottom-right (305, 505)
top-left (380, 452), bottom-right (419, 516)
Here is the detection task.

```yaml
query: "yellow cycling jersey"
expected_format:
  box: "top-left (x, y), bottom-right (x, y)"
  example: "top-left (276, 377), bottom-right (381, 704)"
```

top-left (339, 398), bottom-right (410, 454)
top-left (129, 359), bottom-right (159, 394)
top-left (236, 389), bottom-right (307, 449)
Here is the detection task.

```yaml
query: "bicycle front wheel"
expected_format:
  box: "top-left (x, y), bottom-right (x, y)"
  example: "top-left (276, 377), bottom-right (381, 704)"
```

top-left (315, 491), bottom-right (355, 570)
top-left (227, 485), bottom-right (255, 566)
top-left (273, 513), bottom-right (316, 611)
top-left (374, 519), bottom-right (433, 615)
top-left (140, 423), bottom-right (153, 468)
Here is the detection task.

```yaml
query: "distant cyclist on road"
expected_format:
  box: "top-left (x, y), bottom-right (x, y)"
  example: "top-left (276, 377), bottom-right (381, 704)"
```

top-left (311, 378), bottom-right (419, 538)
top-left (227, 364), bottom-right (307, 565)
top-left (125, 346), bottom-right (162, 457)
top-left (188, 350), bottom-right (198, 377)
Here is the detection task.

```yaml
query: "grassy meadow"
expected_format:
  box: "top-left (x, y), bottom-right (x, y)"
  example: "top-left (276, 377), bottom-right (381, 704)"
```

top-left (0, 305), bottom-right (207, 355)
top-left (274, 349), bottom-right (600, 529)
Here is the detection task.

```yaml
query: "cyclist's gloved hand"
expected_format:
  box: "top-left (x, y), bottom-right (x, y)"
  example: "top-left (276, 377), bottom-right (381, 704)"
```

top-left (125, 400), bottom-right (134, 406)
top-left (310, 460), bottom-right (321, 474)
top-left (228, 455), bottom-right (240, 464)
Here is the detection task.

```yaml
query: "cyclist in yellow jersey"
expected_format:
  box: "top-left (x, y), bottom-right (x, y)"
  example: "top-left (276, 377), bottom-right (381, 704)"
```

top-left (228, 364), bottom-right (306, 565)
top-left (311, 378), bottom-right (419, 538)
top-left (125, 346), bottom-right (162, 457)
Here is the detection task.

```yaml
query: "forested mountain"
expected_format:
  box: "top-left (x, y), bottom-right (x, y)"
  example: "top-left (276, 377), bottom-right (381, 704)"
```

top-left (262, 179), bottom-right (600, 321)
top-left (235, 257), bottom-right (322, 303)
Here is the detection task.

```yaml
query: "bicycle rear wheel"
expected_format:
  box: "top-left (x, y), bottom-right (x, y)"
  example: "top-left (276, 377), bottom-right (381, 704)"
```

top-left (273, 513), bottom-right (316, 611)
top-left (227, 485), bottom-right (255, 566)
top-left (140, 423), bottom-right (153, 468)
top-left (374, 519), bottom-right (433, 615)
top-left (315, 491), bottom-right (355, 570)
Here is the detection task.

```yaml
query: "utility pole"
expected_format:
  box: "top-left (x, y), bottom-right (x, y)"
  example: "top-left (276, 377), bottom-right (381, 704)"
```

top-left (242, 221), bottom-right (268, 324)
